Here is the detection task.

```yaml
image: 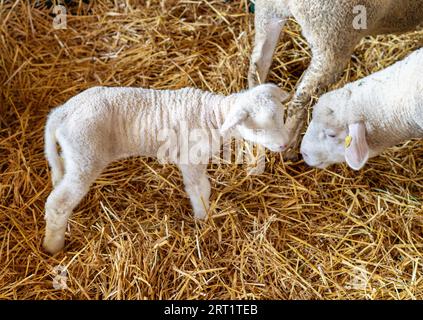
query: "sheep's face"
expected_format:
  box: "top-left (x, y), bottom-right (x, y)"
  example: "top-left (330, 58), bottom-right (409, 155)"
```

top-left (301, 92), bottom-right (370, 170)
top-left (221, 84), bottom-right (289, 152)
top-left (301, 120), bottom-right (348, 168)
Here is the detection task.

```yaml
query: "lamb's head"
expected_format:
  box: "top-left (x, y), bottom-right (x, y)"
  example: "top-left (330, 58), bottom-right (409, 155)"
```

top-left (301, 89), bottom-right (371, 171)
top-left (220, 84), bottom-right (289, 152)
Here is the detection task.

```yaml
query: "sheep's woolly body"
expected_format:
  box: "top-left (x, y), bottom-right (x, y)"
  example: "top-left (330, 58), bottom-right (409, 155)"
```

top-left (48, 87), bottom-right (231, 159)
top-left (249, 0), bottom-right (423, 153)
top-left (285, 0), bottom-right (423, 39)
top-left (42, 84), bottom-right (288, 254)
top-left (320, 49), bottom-right (423, 154)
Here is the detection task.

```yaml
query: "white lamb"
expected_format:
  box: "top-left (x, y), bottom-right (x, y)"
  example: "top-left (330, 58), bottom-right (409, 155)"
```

top-left (43, 84), bottom-right (289, 254)
top-left (249, 0), bottom-right (423, 152)
top-left (300, 48), bottom-right (423, 170)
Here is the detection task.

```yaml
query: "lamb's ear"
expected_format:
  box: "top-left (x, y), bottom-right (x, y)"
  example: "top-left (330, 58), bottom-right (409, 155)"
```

top-left (220, 108), bottom-right (248, 136)
top-left (345, 122), bottom-right (369, 171)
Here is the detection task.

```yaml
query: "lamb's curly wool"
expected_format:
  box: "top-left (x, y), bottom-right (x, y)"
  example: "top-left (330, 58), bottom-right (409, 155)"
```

top-left (301, 48), bottom-right (423, 170)
top-left (46, 87), bottom-right (228, 160)
top-left (249, 0), bottom-right (423, 152)
top-left (43, 84), bottom-right (289, 254)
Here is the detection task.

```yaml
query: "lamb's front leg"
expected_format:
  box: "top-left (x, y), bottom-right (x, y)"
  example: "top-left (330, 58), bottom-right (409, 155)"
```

top-left (178, 164), bottom-right (211, 220)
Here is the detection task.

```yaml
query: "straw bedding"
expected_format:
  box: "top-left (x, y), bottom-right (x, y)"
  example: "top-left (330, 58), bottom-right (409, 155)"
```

top-left (0, 0), bottom-right (422, 299)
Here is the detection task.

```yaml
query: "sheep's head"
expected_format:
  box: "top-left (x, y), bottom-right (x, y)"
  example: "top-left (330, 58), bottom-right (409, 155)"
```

top-left (300, 89), bottom-right (371, 170)
top-left (220, 84), bottom-right (289, 152)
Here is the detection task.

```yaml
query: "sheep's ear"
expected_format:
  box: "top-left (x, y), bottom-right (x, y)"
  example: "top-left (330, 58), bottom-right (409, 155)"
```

top-left (220, 109), bottom-right (248, 136)
top-left (345, 122), bottom-right (369, 171)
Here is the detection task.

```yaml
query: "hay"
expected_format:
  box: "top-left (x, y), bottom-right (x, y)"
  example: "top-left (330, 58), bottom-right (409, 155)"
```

top-left (0, 0), bottom-right (422, 300)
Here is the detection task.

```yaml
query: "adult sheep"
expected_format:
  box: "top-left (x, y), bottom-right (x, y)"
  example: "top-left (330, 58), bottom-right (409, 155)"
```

top-left (300, 48), bottom-right (423, 170)
top-left (248, 0), bottom-right (423, 154)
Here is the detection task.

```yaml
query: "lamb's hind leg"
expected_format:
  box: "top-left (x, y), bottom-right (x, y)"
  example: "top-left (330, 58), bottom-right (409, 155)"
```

top-left (178, 164), bottom-right (210, 220)
top-left (43, 160), bottom-right (105, 254)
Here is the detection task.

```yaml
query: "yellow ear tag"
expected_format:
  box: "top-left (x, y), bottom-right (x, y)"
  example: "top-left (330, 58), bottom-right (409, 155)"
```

top-left (345, 135), bottom-right (352, 148)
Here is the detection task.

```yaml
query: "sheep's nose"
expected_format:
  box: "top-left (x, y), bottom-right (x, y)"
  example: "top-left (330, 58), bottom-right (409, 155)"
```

top-left (302, 151), bottom-right (309, 159)
top-left (280, 145), bottom-right (287, 151)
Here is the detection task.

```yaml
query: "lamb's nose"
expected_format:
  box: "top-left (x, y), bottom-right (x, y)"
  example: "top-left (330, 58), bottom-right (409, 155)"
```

top-left (302, 151), bottom-right (309, 159)
top-left (280, 145), bottom-right (287, 151)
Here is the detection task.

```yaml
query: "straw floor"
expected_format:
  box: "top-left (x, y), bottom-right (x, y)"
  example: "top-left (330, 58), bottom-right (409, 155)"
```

top-left (1, 0), bottom-right (422, 299)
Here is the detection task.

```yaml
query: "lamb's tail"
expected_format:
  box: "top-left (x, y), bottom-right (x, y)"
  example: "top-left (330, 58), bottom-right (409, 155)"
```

top-left (45, 108), bottom-right (65, 186)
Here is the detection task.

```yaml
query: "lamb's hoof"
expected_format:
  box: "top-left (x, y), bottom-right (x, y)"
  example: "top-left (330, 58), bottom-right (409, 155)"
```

top-left (283, 148), bottom-right (300, 162)
top-left (43, 234), bottom-right (65, 255)
top-left (193, 207), bottom-right (209, 220)
top-left (194, 212), bottom-right (207, 220)
top-left (247, 166), bottom-right (265, 176)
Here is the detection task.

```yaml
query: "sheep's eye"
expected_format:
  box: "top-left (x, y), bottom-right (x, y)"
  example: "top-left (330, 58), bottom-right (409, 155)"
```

top-left (324, 131), bottom-right (337, 138)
